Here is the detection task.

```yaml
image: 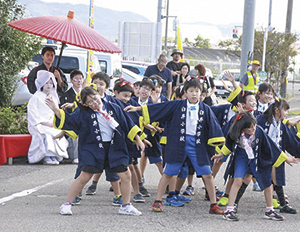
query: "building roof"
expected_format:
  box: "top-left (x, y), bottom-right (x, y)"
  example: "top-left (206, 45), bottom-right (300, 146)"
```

top-left (183, 47), bottom-right (240, 63)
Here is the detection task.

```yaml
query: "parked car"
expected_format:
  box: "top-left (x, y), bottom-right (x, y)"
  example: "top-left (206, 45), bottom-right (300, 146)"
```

top-left (121, 68), bottom-right (143, 83)
top-left (12, 47), bottom-right (102, 106)
top-left (214, 69), bottom-right (240, 98)
top-left (107, 68), bottom-right (143, 95)
top-left (121, 61), bottom-right (152, 76)
top-left (93, 50), bottom-right (122, 78)
top-left (12, 61), bottom-right (39, 106)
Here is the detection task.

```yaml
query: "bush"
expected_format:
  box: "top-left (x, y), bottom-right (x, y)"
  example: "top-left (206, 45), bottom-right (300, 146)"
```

top-left (0, 104), bottom-right (28, 134)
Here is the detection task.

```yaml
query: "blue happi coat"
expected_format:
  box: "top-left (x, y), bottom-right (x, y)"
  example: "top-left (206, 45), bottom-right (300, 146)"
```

top-left (211, 104), bottom-right (234, 128)
top-left (107, 96), bottom-right (146, 159)
top-left (132, 96), bottom-right (164, 158)
top-left (141, 99), bottom-right (225, 165)
top-left (54, 101), bottom-right (141, 170)
top-left (221, 125), bottom-right (288, 190)
top-left (257, 115), bottom-right (300, 186)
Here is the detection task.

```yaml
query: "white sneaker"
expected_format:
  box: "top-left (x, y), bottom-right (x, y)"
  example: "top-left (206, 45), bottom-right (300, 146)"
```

top-left (50, 157), bottom-right (59, 165)
top-left (72, 158), bottom-right (79, 164)
top-left (60, 203), bottom-right (72, 215)
top-left (118, 203), bottom-right (142, 216)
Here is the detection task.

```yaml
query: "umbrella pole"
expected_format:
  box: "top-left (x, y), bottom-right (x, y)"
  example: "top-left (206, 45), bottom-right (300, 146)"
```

top-left (56, 43), bottom-right (66, 69)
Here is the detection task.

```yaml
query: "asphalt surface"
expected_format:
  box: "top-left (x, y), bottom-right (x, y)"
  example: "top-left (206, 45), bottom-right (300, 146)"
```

top-left (1, 157), bottom-right (300, 232)
top-left (1, 83), bottom-right (300, 232)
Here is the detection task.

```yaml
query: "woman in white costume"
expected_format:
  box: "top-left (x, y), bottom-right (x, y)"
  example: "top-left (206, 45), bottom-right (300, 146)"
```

top-left (27, 70), bottom-right (68, 164)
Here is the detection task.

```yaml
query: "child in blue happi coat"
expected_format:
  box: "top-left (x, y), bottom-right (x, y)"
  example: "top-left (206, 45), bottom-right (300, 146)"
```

top-left (254, 82), bottom-right (274, 116)
top-left (131, 78), bottom-right (162, 197)
top-left (212, 111), bottom-right (298, 221)
top-left (125, 78), bottom-right (225, 214)
top-left (112, 79), bottom-right (152, 202)
top-left (82, 73), bottom-right (123, 205)
top-left (256, 98), bottom-right (300, 214)
top-left (149, 75), bottom-right (192, 206)
top-left (214, 90), bottom-right (257, 206)
top-left (46, 86), bottom-right (145, 216)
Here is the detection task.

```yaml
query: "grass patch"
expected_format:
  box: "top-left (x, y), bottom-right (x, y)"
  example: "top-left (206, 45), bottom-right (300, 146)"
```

top-left (288, 109), bottom-right (300, 116)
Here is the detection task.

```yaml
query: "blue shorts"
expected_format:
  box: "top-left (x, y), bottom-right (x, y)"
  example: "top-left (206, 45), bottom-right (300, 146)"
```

top-left (105, 169), bottom-right (120, 182)
top-left (148, 156), bottom-right (162, 164)
top-left (163, 135), bottom-right (212, 177)
top-left (178, 163), bottom-right (189, 179)
top-left (234, 151), bottom-right (257, 179)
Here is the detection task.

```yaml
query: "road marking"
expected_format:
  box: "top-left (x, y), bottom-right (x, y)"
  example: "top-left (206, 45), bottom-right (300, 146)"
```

top-left (0, 179), bottom-right (64, 205)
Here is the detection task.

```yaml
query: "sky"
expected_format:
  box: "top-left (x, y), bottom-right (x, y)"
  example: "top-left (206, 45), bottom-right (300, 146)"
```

top-left (41, 0), bottom-right (300, 44)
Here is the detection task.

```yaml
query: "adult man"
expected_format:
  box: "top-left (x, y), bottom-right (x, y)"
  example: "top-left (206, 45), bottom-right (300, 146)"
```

top-left (239, 60), bottom-right (261, 93)
top-left (167, 48), bottom-right (183, 77)
top-left (27, 46), bottom-right (68, 96)
top-left (144, 54), bottom-right (173, 99)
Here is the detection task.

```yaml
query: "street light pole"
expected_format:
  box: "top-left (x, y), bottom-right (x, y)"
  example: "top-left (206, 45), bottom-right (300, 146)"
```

top-left (262, 0), bottom-right (272, 72)
top-left (262, 28), bottom-right (267, 72)
top-left (164, 0), bottom-right (169, 54)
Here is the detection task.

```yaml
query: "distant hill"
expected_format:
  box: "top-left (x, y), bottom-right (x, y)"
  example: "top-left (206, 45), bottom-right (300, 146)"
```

top-left (17, 0), bottom-right (150, 41)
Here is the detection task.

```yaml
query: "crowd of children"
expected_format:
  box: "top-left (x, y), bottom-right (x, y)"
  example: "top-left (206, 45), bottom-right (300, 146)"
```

top-left (40, 64), bottom-right (300, 221)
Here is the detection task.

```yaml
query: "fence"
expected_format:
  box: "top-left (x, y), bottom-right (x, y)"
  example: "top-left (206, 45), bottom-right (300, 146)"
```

top-left (184, 59), bottom-right (240, 77)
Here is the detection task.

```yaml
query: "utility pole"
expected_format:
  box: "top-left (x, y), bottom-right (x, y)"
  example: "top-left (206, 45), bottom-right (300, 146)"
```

top-left (285, 0), bottom-right (293, 34)
top-left (281, 0), bottom-right (293, 98)
top-left (240, 0), bottom-right (256, 78)
top-left (164, 0), bottom-right (169, 54)
top-left (157, 0), bottom-right (162, 23)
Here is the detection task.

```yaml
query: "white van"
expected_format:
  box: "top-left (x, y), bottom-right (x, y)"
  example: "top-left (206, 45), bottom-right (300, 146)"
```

top-left (62, 45), bottom-right (122, 79)
top-left (31, 46), bottom-right (101, 84)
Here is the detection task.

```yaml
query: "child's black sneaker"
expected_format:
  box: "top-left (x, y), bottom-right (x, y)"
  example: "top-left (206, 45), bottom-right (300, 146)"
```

top-left (139, 185), bottom-right (151, 197)
top-left (280, 205), bottom-right (297, 214)
top-left (264, 210), bottom-right (284, 221)
top-left (86, 184), bottom-right (96, 195)
top-left (223, 210), bottom-right (239, 221)
top-left (71, 195), bottom-right (81, 205)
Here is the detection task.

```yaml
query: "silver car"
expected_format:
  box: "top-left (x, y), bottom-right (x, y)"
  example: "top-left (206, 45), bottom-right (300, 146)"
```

top-left (214, 69), bottom-right (240, 98)
top-left (12, 61), bottom-right (39, 106)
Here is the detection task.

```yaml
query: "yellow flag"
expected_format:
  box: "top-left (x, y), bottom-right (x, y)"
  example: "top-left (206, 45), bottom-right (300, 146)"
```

top-left (176, 25), bottom-right (183, 62)
top-left (176, 25), bottom-right (183, 51)
top-left (86, 0), bottom-right (95, 83)
top-left (86, 50), bottom-right (94, 83)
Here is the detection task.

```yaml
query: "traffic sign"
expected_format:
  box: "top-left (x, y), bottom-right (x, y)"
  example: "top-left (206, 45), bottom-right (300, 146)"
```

top-left (259, 70), bottom-right (268, 81)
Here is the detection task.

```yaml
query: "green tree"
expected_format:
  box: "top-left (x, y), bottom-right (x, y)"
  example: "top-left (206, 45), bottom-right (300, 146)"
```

top-left (218, 38), bottom-right (241, 55)
top-left (183, 37), bottom-right (193, 47)
top-left (253, 30), bottom-right (297, 97)
top-left (218, 30), bottom-right (297, 96)
top-left (193, 35), bottom-right (211, 49)
top-left (0, 0), bottom-right (41, 107)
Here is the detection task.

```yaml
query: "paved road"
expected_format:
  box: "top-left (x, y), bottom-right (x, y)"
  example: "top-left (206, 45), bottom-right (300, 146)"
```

top-left (1, 160), bottom-right (300, 232)
top-left (1, 83), bottom-right (300, 232)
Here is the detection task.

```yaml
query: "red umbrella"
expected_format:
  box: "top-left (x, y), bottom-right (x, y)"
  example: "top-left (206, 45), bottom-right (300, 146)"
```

top-left (8, 10), bottom-right (121, 67)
